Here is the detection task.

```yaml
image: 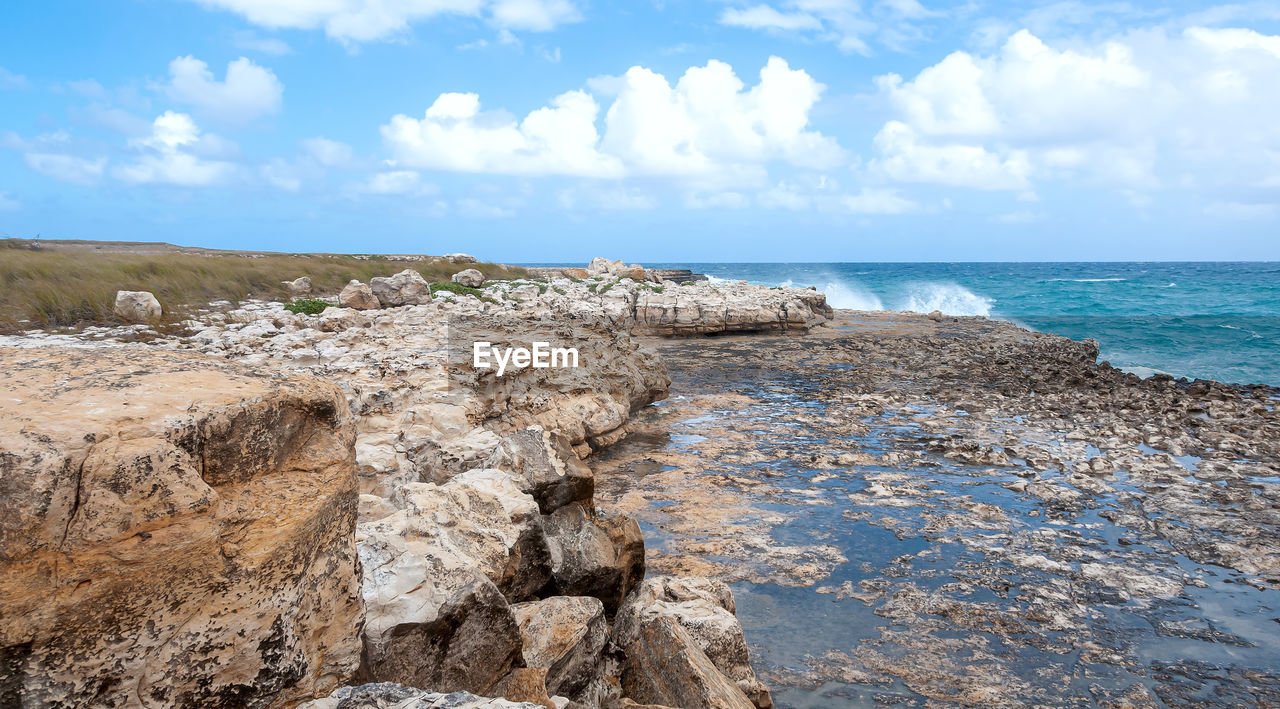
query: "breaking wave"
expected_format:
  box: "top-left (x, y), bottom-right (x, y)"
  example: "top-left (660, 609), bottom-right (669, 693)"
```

top-left (900, 282), bottom-right (994, 316)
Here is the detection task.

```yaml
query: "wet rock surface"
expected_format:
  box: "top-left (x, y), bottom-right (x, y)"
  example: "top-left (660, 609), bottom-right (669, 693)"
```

top-left (593, 311), bottom-right (1280, 707)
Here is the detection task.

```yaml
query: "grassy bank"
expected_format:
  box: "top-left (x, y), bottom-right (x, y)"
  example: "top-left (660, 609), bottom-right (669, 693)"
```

top-left (0, 239), bottom-right (523, 332)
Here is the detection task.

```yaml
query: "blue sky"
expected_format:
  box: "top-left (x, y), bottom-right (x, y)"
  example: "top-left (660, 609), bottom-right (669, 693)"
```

top-left (2, 0), bottom-right (1279, 262)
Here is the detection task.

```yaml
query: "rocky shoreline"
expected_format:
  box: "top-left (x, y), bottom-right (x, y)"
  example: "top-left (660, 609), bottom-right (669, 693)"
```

top-left (3, 261), bottom-right (1276, 708)
top-left (0, 260), bottom-right (826, 709)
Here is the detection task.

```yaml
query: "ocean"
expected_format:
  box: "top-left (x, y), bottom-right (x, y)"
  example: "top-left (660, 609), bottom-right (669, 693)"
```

top-left (642, 262), bottom-right (1280, 388)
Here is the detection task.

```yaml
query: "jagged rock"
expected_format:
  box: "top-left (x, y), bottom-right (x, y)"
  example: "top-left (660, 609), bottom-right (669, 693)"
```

top-left (300, 683), bottom-right (546, 708)
top-left (511, 596), bottom-right (608, 699)
top-left (284, 276), bottom-right (313, 295)
top-left (587, 257), bottom-right (620, 276)
top-left (511, 284), bottom-right (541, 301)
top-left (0, 346), bottom-right (363, 707)
top-left (541, 505), bottom-right (644, 614)
top-left (370, 269), bottom-right (432, 307)
top-left (485, 427), bottom-right (595, 514)
top-left (317, 307), bottom-right (371, 332)
top-left (113, 289), bottom-right (162, 320)
top-left (493, 668), bottom-right (556, 708)
top-left (618, 616), bottom-right (754, 709)
top-left (340, 280), bottom-right (381, 310)
top-left (453, 269), bottom-right (485, 288)
top-left (614, 577), bottom-right (771, 709)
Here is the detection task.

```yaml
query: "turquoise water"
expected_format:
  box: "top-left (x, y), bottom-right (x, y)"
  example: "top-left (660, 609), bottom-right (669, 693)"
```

top-left (651, 262), bottom-right (1280, 388)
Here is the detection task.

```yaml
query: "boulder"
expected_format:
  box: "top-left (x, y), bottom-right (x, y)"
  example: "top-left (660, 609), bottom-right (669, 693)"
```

top-left (0, 346), bottom-right (363, 707)
top-left (586, 257), bottom-right (619, 277)
top-left (614, 577), bottom-right (770, 709)
top-left (561, 268), bottom-right (590, 279)
top-left (616, 266), bottom-right (645, 281)
top-left (493, 668), bottom-right (556, 709)
top-left (511, 284), bottom-right (541, 301)
top-left (300, 683), bottom-right (546, 708)
top-left (485, 427), bottom-right (595, 514)
top-left (339, 280), bottom-right (381, 310)
top-left (113, 290), bottom-right (162, 320)
top-left (370, 269), bottom-right (432, 307)
top-left (453, 269), bottom-right (486, 288)
top-left (511, 596), bottom-right (608, 699)
top-left (446, 253), bottom-right (479, 263)
top-left (618, 616), bottom-right (754, 709)
top-left (541, 505), bottom-right (644, 614)
top-left (284, 276), bottom-right (313, 295)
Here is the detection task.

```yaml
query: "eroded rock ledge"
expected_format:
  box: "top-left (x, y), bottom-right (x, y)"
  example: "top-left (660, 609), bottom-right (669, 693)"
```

top-left (0, 347), bottom-right (362, 707)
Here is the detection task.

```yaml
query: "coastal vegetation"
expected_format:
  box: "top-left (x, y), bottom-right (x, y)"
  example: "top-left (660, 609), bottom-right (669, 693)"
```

top-left (0, 238), bottom-right (522, 331)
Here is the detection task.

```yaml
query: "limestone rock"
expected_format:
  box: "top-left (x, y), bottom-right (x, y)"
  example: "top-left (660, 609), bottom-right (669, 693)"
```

top-left (453, 269), bottom-right (486, 288)
top-left (113, 290), bottom-right (162, 320)
top-left (614, 577), bottom-right (770, 709)
top-left (618, 616), bottom-right (754, 709)
top-left (284, 276), bottom-right (313, 295)
top-left (370, 269), bottom-right (432, 307)
top-left (541, 505), bottom-right (644, 614)
top-left (339, 280), bottom-right (381, 310)
top-left (511, 284), bottom-right (541, 301)
top-left (446, 253), bottom-right (479, 263)
top-left (485, 427), bottom-right (595, 514)
top-left (511, 596), bottom-right (608, 699)
top-left (0, 346), bottom-right (363, 707)
top-left (300, 683), bottom-right (546, 708)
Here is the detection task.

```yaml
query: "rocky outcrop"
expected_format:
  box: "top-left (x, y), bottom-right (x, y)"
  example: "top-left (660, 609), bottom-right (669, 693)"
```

top-left (284, 276), bottom-right (313, 295)
top-left (339, 280), bottom-right (380, 310)
top-left (511, 596), bottom-right (609, 699)
top-left (113, 289), bottom-right (161, 320)
top-left (542, 506), bottom-right (645, 615)
top-left (453, 269), bottom-right (485, 287)
top-left (0, 346), bottom-right (363, 708)
top-left (371, 269), bottom-right (433, 307)
top-left (485, 427), bottom-right (595, 514)
top-left (631, 285), bottom-right (833, 336)
top-left (300, 683), bottom-right (546, 708)
top-left (617, 616), bottom-right (754, 709)
top-left (614, 577), bottom-right (771, 709)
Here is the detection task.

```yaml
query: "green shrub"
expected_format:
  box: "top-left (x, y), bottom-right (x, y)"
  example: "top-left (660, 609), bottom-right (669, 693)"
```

top-left (284, 298), bottom-right (329, 315)
top-left (430, 281), bottom-right (484, 298)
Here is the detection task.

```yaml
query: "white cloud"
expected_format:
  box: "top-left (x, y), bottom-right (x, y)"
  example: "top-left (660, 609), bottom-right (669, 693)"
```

top-left (360, 170), bottom-right (436, 195)
top-left (718, 0), bottom-right (943, 54)
top-left (24, 153), bottom-right (107, 185)
top-left (232, 31), bottom-right (293, 55)
top-left (384, 90), bottom-right (623, 177)
top-left (0, 192), bottom-right (19, 211)
top-left (839, 188), bottom-right (918, 214)
top-left (1204, 201), bottom-right (1277, 220)
top-left (165, 55), bottom-right (283, 123)
top-left (870, 26), bottom-right (1280, 195)
top-left (382, 56), bottom-right (843, 187)
top-left (114, 111), bottom-right (237, 186)
top-left (302, 137), bottom-right (355, 167)
top-left (558, 186), bottom-right (658, 210)
top-left (189, 0), bottom-right (580, 43)
top-left (685, 191), bottom-right (750, 209)
top-left (458, 197), bottom-right (515, 218)
top-left (0, 67), bottom-right (27, 90)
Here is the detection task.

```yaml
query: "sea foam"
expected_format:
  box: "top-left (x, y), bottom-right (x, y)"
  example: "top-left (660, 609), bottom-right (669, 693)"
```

top-left (900, 282), bottom-right (994, 316)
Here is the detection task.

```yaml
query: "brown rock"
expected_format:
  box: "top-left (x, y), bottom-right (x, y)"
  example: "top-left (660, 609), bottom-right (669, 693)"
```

top-left (541, 506), bottom-right (645, 615)
top-left (339, 280), bottom-right (381, 310)
top-left (511, 596), bottom-right (608, 698)
top-left (494, 668), bottom-right (556, 709)
top-left (0, 346), bottom-right (363, 708)
top-left (619, 616), bottom-right (754, 709)
top-left (562, 268), bottom-right (590, 279)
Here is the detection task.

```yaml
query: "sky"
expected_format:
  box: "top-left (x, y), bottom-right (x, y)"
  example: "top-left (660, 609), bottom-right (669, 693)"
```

top-left (1, 1), bottom-right (1279, 262)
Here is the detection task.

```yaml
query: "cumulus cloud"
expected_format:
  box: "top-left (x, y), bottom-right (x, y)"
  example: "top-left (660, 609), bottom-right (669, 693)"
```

top-left (114, 111), bottom-right (237, 186)
top-left (359, 170), bottom-right (436, 195)
top-left (302, 137), bottom-right (355, 167)
top-left (189, 0), bottom-right (579, 43)
top-left (165, 55), bottom-right (283, 123)
top-left (24, 153), bottom-right (107, 184)
top-left (383, 56), bottom-right (842, 185)
top-left (1, 67), bottom-right (29, 90)
top-left (869, 26), bottom-right (1280, 199)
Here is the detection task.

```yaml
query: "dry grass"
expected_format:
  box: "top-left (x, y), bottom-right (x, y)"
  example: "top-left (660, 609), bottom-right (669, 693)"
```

top-left (0, 239), bottom-right (524, 332)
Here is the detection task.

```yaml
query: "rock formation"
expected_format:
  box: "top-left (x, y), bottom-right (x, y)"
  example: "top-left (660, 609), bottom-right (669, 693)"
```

top-left (113, 289), bottom-right (162, 320)
top-left (453, 268), bottom-right (485, 287)
top-left (0, 347), bottom-right (363, 707)
top-left (339, 279), bottom-right (380, 310)
top-left (371, 269), bottom-right (433, 307)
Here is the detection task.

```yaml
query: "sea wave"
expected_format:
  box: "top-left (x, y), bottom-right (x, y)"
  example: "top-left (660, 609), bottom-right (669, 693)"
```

top-left (901, 282), bottom-right (994, 317)
top-left (820, 281), bottom-right (885, 311)
top-left (1046, 277), bottom-right (1128, 282)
